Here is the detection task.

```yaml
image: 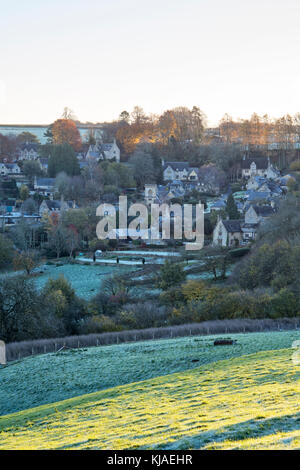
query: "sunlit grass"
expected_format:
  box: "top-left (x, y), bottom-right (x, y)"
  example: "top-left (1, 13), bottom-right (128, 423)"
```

top-left (0, 348), bottom-right (299, 450)
top-left (1, 330), bottom-right (298, 416)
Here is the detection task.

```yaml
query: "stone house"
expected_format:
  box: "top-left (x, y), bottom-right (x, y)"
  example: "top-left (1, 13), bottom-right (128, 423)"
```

top-left (241, 205), bottom-right (274, 243)
top-left (0, 163), bottom-right (21, 176)
top-left (213, 218), bottom-right (243, 247)
top-left (34, 177), bottom-right (55, 196)
top-left (85, 139), bottom-right (120, 163)
top-left (19, 143), bottom-right (39, 160)
top-left (39, 198), bottom-right (76, 217)
top-left (241, 156), bottom-right (279, 179)
top-left (163, 162), bottom-right (190, 181)
top-left (187, 168), bottom-right (199, 181)
top-left (101, 139), bottom-right (120, 162)
top-left (245, 205), bottom-right (274, 224)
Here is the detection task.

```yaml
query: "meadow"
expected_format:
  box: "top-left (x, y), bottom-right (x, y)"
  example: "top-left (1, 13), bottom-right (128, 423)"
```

top-left (0, 330), bottom-right (298, 416)
top-left (0, 348), bottom-right (299, 450)
top-left (33, 263), bottom-right (137, 299)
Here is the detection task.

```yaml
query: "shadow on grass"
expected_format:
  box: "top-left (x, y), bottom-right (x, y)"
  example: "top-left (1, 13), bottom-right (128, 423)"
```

top-left (148, 412), bottom-right (300, 450)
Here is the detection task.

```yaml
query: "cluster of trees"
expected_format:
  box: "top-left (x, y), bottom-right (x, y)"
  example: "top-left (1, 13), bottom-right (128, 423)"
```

top-left (219, 112), bottom-right (300, 147)
top-left (53, 159), bottom-right (135, 205)
top-left (102, 106), bottom-right (207, 158)
top-left (43, 209), bottom-right (91, 258)
top-left (0, 275), bottom-right (86, 342)
top-left (2, 108), bottom-right (300, 179)
top-left (0, 131), bottom-right (39, 160)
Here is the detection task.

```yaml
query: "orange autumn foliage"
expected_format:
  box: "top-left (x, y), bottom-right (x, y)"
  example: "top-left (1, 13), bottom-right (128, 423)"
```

top-left (52, 119), bottom-right (82, 151)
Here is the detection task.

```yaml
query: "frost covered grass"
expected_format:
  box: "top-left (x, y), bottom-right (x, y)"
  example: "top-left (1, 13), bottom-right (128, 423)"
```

top-left (0, 348), bottom-right (299, 450)
top-left (0, 330), bottom-right (298, 416)
top-left (33, 264), bottom-right (137, 299)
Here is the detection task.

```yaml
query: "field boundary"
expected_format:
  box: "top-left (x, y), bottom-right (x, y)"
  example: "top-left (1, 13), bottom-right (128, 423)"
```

top-left (4, 317), bottom-right (299, 362)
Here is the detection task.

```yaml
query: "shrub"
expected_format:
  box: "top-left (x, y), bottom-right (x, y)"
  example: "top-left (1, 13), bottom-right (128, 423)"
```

top-left (42, 275), bottom-right (87, 334)
top-left (79, 315), bottom-right (119, 334)
top-left (156, 260), bottom-right (186, 291)
top-left (117, 302), bottom-right (168, 329)
top-left (159, 286), bottom-right (184, 307)
top-left (231, 240), bottom-right (298, 290)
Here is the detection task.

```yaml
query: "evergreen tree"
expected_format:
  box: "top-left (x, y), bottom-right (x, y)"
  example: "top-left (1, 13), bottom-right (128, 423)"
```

top-left (226, 193), bottom-right (240, 219)
top-left (48, 144), bottom-right (80, 177)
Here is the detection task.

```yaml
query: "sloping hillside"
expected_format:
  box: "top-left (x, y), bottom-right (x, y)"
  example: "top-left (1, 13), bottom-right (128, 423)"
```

top-left (0, 349), bottom-right (299, 450)
top-left (0, 330), bottom-right (298, 416)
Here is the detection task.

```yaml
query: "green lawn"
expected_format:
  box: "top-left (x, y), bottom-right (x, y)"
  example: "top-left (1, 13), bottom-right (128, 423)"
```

top-left (0, 348), bottom-right (299, 450)
top-left (0, 330), bottom-right (299, 416)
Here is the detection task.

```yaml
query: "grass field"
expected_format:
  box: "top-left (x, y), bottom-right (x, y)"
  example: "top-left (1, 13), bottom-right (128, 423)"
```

top-left (0, 263), bottom-right (138, 300)
top-left (1, 330), bottom-right (299, 416)
top-left (0, 348), bottom-right (299, 450)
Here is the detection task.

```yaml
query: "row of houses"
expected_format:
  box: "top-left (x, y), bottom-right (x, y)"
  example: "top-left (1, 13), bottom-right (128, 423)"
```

top-left (163, 156), bottom-right (279, 183)
top-left (0, 195), bottom-right (77, 227)
top-left (17, 140), bottom-right (121, 162)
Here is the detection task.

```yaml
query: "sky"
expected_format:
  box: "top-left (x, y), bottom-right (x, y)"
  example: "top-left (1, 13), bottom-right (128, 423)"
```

top-left (0, 0), bottom-right (299, 126)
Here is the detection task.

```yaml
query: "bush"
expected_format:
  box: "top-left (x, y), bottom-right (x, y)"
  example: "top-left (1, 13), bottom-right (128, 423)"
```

top-left (231, 240), bottom-right (299, 290)
top-left (79, 315), bottom-right (120, 334)
top-left (117, 302), bottom-right (168, 329)
top-left (159, 286), bottom-right (184, 307)
top-left (42, 275), bottom-right (87, 334)
top-left (156, 260), bottom-right (186, 291)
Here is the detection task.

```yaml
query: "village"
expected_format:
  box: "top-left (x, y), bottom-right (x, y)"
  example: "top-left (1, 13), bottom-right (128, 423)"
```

top-left (0, 124), bottom-right (295, 252)
top-left (1, 0), bottom-right (300, 453)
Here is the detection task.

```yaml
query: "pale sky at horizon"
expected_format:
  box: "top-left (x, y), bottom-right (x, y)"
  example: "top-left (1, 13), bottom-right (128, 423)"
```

top-left (0, 0), bottom-right (299, 126)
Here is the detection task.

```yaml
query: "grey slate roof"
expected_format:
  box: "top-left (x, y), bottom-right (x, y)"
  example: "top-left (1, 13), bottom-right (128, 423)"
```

top-left (20, 142), bottom-right (39, 151)
top-left (252, 205), bottom-right (274, 217)
top-left (44, 200), bottom-right (61, 210)
top-left (36, 178), bottom-right (55, 187)
top-left (163, 161), bottom-right (190, 171)
top-left (246, 191), bottom-right (270, 201)
top-left (241, 157), bottom-right (268, 170)
top-left (222, 220), bottom-right (242, 232)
